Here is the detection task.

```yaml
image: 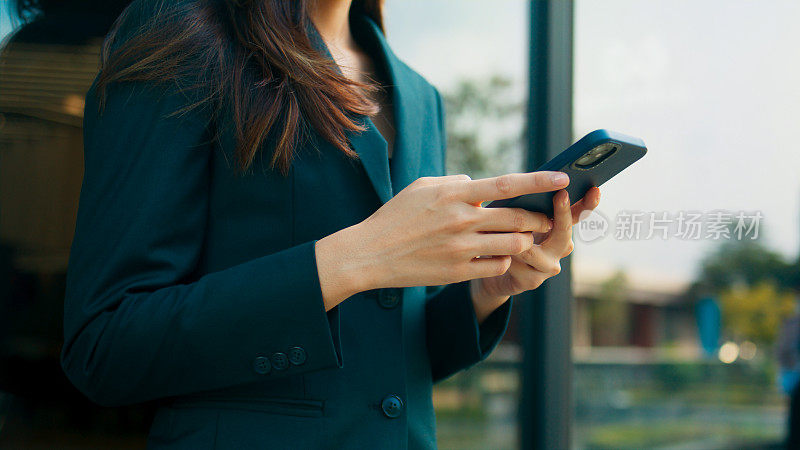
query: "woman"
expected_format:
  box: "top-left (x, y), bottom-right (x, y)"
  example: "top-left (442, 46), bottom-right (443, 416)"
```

top-left (61, 0), bottom-right (601, 448)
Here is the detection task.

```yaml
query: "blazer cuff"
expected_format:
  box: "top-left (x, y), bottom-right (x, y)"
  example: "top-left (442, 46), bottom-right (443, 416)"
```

top-left (61, 239), bottom-right (344, 406)
top-left (243, 239), bottom-right (344, 377)
top-left (425, 280), bottom-right (513, 382)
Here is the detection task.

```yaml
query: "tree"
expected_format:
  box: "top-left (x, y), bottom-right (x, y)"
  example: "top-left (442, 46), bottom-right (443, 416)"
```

top-left (692, 224), bottom-right (799, 346)
top-left (589, 270), bottom-right (631, 346)
top-left (697, 237), bottom-right (795, 294)
top-left (718, 281), bottom-right (796, 345)
top-left (442, 75), bottom-right (524, 178)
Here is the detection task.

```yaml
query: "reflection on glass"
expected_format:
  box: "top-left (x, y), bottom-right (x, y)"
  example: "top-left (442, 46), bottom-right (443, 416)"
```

top-left (572, 1), bottom-right (800, 448)
top-left (383, 1), bottom-right (527, 448)
top-left (0, 1), bottom-right (153, 447)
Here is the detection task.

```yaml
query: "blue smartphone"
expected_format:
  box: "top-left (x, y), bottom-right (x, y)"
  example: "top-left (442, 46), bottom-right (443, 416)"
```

top-left (485, 129), bottom-right (647, 216)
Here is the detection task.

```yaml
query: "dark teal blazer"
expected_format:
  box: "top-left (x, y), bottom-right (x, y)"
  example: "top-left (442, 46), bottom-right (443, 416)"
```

top-left (62, 2), bottom-right (513, 448)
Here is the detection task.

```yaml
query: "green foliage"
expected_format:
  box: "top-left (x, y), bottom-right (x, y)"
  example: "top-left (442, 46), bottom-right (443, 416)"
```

top-left (697, 237), bottom-right (796, 294)
top-left (653, 362), bottom-right (707, 389)
top-left (719, 281), bottom-right (796, 345)
top-left (589, 270), bottom-right (631, 346)
top-left (598, 270), bottom-right (628, 303)
top-left (586, 421), bottom-right (711, 449)
top-left (585, 419), bottom-right (778, 449)
top-left (693, 229), bottom-right (799, 345)
top-left (442, 75), bottom-right (524, 178)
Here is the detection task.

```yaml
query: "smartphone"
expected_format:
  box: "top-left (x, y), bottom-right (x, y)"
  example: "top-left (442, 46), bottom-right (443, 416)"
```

top-left (485, 129), bottom-right (647, 216)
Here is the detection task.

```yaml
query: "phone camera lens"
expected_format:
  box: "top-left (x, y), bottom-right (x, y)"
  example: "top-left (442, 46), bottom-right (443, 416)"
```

top-left (573, 142), bottom-right (618, 170)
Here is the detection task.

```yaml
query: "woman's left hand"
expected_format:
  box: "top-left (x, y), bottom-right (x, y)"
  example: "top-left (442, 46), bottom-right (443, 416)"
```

top-left (470, 186), bottom-right (601, 323)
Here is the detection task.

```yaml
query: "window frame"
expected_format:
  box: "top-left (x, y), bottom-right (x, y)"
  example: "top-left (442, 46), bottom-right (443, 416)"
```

top-left (519, 1), bottom-right (575, 449)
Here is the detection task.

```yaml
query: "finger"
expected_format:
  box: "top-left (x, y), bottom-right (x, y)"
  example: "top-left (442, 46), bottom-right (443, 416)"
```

top-left (476, 207), bottom-right (552, 233)
top-left (410, 174), bottom-right (472, 191)
top-left (505, 258), bottom-right (551, 293)
top-left (468, 255), bottom-right (513, 279)
top-left (515, 244), bottom-right (562, 275)
top-left (412, 174), bottom-right (472, 189)
top-left (570, 187), bottom-right (601, 224)
top-left (431, 174), bottom-right (472, 184)
top-left (460, 171), bottom-right (569, 204)
top-left (543, 189), bottom-right (573, 255)
top-left (471, 231), bottom-right (534, 257)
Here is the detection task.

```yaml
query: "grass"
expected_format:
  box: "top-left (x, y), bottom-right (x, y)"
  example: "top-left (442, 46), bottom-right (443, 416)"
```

top-left (585, 419), bottom-right (782, 449)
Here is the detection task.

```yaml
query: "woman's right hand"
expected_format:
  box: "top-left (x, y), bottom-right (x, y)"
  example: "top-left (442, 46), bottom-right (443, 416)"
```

top-left (315, 171), bottom-right (570, 310)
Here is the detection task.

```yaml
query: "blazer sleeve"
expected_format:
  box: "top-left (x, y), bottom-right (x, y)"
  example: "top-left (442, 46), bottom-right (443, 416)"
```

top-left (61, 71), bottom-right (343, 406)
top-left (424, 88), bottom-right (514, 383)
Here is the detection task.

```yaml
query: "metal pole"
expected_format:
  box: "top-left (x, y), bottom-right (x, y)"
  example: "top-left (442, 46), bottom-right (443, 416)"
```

top-left (519, 1), bottom-right (574, 449)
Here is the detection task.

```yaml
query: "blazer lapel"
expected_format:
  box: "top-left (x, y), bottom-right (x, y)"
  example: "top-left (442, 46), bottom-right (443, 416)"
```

top-left (307, 13), bottom-right (425, 204)
top-left (307, 19), bottom-right (394, 204)
top-left (348, 117), bottom-right (393, 204)
top-left (352, 14), bottom-right (422, 196)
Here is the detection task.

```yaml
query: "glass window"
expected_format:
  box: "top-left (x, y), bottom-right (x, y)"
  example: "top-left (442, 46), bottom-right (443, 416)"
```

top-left (384, 1), bottom-right (527, 448)
top-left (572, 1), bottom-right (800, 448)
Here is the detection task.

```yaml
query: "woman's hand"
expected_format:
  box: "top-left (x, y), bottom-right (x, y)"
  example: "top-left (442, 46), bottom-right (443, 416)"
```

top-left (469, 186), bottom-right (601, 323)
top-left (314, 171), bottom-right (573, 311)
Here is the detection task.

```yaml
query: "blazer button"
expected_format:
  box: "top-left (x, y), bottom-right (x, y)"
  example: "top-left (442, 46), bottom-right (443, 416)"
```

top-left (288, 346), bottom-right (307, 365)
top-left (381, 395), bottom-right (404, 419)
top-left (271, 352), bottom-right (289, 370)
top-left (253, 356), bottom-right (271, 375)
top-left (378, 288), bottom-right (401, 309)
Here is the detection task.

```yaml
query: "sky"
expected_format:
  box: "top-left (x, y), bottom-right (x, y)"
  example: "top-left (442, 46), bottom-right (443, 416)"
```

top-left (2, 0), bottom-right (799, 284)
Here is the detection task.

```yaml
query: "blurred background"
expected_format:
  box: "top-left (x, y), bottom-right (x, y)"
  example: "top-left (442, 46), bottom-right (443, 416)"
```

top-left (1, 0), bottom-right (799, 449)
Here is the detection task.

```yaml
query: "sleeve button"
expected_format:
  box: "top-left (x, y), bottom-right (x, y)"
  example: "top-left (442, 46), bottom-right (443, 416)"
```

top-left (378, 288), bottom-right (401, 309)
top-left (253, 356), bottom-right (271, 375)
top-left (271, 352), bottom-right (289, 370)
top-left (288, 346), bottom-right (307, 365)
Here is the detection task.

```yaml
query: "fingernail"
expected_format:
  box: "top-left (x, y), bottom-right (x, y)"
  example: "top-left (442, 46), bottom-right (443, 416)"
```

top-left (562, 191), bottom-right (570, 205)
top-left (551, 172), bottom-right (569, 186)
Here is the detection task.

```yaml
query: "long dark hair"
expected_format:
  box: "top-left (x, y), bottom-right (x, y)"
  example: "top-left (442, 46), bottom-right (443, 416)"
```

top-left (95, 0), bottom-right (384, 175)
